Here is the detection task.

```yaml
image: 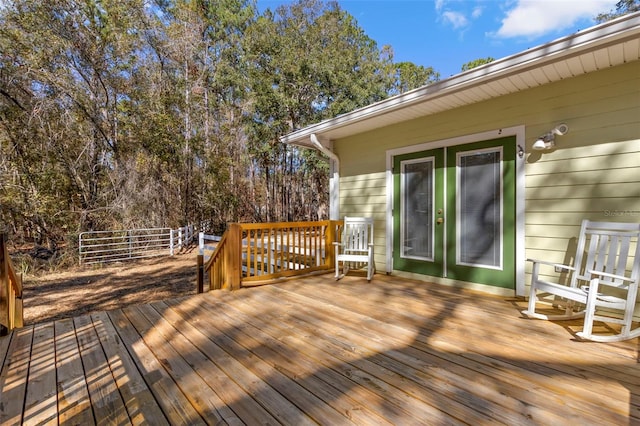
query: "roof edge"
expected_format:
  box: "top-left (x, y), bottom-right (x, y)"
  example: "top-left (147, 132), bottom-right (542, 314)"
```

top-left (281, 12), bottom-right (640, 148)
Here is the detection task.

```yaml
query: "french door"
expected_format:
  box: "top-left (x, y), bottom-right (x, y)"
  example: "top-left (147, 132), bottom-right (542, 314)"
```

top-left (393, 137), bottom-right (516, 289)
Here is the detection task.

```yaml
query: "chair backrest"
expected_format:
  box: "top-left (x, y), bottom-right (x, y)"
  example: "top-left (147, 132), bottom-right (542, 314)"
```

top-left (341, 217), bottom-right (374, 252)
top-left (573, 220), bottom-right (640, 288)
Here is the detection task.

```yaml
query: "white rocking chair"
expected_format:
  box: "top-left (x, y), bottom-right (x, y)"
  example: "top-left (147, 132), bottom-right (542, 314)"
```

top-left (334, 217), bottom-right (375, 282)
top-left (522, 220), bottom-right (640, 342)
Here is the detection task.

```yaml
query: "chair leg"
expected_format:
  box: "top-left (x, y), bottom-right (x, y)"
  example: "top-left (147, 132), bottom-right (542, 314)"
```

top-left (578, 279), bottom-right (600, 340)
top-left (577, 279), bottom-right (640, 342)
top-left (526, 284), bottom-right (538, 316)
top-left (522, 263), bottom-right (541, 317)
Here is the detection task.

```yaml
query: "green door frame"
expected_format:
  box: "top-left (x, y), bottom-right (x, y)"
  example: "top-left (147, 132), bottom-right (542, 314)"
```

top-left (386, 127), bottom-right (526, 296)
top-left (445, 138), bottom-right (516, 288)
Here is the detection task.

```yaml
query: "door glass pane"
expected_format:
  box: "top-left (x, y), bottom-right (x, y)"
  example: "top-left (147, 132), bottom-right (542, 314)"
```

top-left (401, 158), bottom-right (434, 260)
top-left (457, 149), bottom-right (502, 268)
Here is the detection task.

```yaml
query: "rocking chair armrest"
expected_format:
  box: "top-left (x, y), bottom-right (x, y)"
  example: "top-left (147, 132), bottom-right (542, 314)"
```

top-left (587, 269), bottom-right (635, 283)
top-left (526, 258), bottom-right (575, 271)
top-left (333, 242), bottom-right (343, 247)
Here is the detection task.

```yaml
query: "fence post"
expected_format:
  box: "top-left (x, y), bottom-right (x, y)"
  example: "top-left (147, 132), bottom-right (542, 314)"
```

top-left (169, 229), bottom-right (174, 256)
top-left (199, 232), bottom-right (204, 256)
top-left (78, 233), bottom-right (83, 265)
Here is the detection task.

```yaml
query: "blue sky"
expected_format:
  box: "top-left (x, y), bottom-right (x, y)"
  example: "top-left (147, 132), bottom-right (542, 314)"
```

top-left (257, 0), bottom-right (619, 78)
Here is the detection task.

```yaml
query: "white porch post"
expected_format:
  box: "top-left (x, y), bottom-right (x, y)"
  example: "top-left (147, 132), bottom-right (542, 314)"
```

top-left (329, 156), bottom-right (340, 220)
top-left (310, 134), bottom-right (340, 220)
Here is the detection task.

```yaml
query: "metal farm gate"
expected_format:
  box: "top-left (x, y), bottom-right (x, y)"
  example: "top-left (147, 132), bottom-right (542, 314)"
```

top-left (78, 226), bottom-right (194, 265)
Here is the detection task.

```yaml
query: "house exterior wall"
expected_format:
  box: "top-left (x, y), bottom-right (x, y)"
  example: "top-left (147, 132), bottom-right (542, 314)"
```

top-left (334, 61), bottom-right (640, 301)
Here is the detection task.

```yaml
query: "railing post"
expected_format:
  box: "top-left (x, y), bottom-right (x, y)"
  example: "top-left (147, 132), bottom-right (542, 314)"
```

top-left (326, 220), bottom-right (336, 270)
top-left (199, 232), bottom-right (204, 256)
top-left (169, 229), bottom-right (174, 256)
top-left (0, 234), bottom-right (8, 335)
top-left (197, 254), bottom-right (204, 293)
top-left (178, 227), bottom-right (183, 250)
top-left (226, 223), bottom-right (242, 290)
top-left (15, 272), bottom-right (23, 329)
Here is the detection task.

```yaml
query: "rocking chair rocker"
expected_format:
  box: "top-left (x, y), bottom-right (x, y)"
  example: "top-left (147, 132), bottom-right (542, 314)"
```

top-left (522, 220), bottom-right (640, 342)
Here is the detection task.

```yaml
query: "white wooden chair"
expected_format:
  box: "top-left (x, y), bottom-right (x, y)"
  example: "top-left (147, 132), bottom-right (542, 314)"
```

top-left (334, 217), bottom-right (375, 282)
top-left (522, 220), bottom-right (640, 342)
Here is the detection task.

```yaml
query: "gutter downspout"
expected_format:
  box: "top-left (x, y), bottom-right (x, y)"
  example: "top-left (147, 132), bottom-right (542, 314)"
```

top-left (310, 134), bottom-right (340, 220)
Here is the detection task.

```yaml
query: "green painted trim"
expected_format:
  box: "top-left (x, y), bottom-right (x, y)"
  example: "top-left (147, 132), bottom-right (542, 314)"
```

top-left (445, 137), bottom-right (516, 289)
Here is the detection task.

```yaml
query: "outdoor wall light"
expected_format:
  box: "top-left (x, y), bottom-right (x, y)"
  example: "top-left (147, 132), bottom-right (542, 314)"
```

top-left (532, 123), bottom-right (569, 151)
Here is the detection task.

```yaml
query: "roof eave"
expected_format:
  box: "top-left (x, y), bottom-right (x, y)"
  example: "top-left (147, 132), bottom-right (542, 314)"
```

top-left (281, 12), bottom-right (640, 148)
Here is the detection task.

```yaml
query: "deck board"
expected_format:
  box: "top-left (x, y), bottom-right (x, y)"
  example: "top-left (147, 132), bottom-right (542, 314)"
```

top-left (254, 286), bottom-right (544, 425)
top-left (298, 281), bottom-right (640, 418)
top-left (54, 318), bottom-right (95, 425)
top-left (1, 274), bottom-right (639, 425)
top-left (154, 300), bottom-right (347, 425)
top-left (121, 304), bottom-right (230, 424)
top-left (74, 314), bottom-right (130, 424)
top-left (270, 282), bottom-right (631, 424)
top-left (167, 294), bottom-right (393, 425)
top-left (107, 309), bottom-right (206, 425)
top-left (0, 326), bottom-right (32, 425)
top-left (90, 311), bottom-right (168, 425)
top-left (23, 322), bottom-right (56, 426)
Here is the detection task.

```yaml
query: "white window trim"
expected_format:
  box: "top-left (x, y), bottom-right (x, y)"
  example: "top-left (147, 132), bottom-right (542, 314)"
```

top-left (400, 156), bottom-right (436, 262)
top-left (455, 147), bottom-right (504, 270)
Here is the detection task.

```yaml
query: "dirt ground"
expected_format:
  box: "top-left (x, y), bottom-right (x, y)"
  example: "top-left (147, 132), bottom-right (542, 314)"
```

top-left (22, 252), bottom-right (199, 325)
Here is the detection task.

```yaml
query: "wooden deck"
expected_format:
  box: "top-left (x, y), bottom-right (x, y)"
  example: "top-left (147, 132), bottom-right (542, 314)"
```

top-left (1, 274), bottom-right (639, 425)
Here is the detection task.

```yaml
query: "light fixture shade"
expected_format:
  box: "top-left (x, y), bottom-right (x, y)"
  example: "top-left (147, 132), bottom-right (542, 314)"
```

top-left (533, 123), bottom-right (566, 152)
top-left (532, 139), bottom-right (548, 150)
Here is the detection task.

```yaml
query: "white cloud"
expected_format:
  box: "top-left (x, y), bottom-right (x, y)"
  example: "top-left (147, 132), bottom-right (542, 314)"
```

top-left (472, 6), bottom-right (484, 19)
top-left (436, 1), bottom-right (485, 31)
top-left (494, 0), bottom-right (614, 39)
top-left (442, 10), bottom-right (469, 29)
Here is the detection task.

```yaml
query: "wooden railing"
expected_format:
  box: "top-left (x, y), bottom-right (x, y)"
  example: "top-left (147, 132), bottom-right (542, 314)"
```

top-left (198, 220), bottom-right (343, 292)
top-left (0, 234), bottom-right (24, 335)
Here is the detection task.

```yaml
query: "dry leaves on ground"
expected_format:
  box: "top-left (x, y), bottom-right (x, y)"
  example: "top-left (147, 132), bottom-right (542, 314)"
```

top-left (22, 253), bottom-right (198, 325)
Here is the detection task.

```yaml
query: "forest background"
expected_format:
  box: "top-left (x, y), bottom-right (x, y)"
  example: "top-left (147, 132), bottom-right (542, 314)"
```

top-left (0, 0), bottom-right (633, 262)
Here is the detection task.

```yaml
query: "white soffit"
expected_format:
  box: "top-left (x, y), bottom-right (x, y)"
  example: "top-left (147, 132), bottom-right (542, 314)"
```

top-left (281, 12), bottom-right (640, 148)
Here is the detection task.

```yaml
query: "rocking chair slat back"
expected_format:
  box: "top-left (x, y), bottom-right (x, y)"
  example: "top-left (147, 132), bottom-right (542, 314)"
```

top-left (579, 223), bottom-right (639, 288)
top-left (343, 220), bottom-right (371, 252)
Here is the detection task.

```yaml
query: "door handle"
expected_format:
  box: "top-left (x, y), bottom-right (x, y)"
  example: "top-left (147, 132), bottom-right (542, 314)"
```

top-left (436, 218), bottom-right (444, 224)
